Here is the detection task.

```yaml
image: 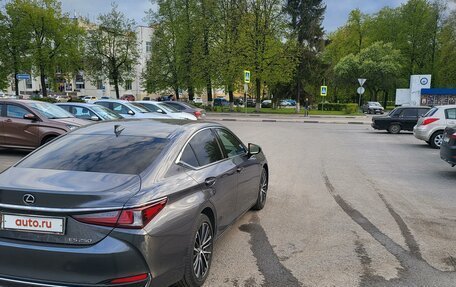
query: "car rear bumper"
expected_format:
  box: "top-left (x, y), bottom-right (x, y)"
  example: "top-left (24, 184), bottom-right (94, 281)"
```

top-left (441, 144), bottom-right (456, 166)
top-left (413, 127), bottom-right (430, 141)
top-left (0, 235), bottom-right (149, 286)
top-left (0, 276), bottom-right (150, 287)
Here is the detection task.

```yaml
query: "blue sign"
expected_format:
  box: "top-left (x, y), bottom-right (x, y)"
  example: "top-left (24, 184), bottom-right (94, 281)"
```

top-left (16, 74), bottom-right (30, 80)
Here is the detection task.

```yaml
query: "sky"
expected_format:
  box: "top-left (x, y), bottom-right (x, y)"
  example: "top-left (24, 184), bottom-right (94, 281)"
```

top-left (59, 0), bottom-right (410, 32)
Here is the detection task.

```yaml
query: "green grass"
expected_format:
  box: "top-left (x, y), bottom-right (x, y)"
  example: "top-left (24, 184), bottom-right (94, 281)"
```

top-left (210, 107), bottom-right (363, 116)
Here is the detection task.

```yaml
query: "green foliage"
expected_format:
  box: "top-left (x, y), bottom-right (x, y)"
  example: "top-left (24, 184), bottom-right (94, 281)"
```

top-left (317, 102), bottom-right (358, 112)
top-left (85, 4), bottom-right (139, 99)
top-left (31, 96), bottom-right (57, 103)
top-left (437, 9), bottom-right (456, 87)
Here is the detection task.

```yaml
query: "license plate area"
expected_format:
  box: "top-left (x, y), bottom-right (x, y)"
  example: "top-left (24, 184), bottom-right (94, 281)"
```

top-left (0, 213), bottom-right (66, 235)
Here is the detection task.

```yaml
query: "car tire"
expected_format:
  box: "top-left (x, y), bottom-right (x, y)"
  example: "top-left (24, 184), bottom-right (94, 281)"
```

top-left (252, 168), bottom-right (268, 211)
top-left (177, 214), bottom-right (214, 287)
top-left (430, 131), bottom-right (444, 149)
top-left (388, 124), bottom-right (401, 134)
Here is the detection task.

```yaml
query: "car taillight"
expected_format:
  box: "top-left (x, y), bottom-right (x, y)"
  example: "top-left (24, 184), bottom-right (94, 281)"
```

top-left (422, 118), bottom-right (439, 125)
top-left (451, 132), bottom-right (456, 139)
top-left (73, 198), bottom-right (167, 229)
top-left (194, 111), bottom-right (202, 118)
top-left (109, 273), bottom-right (148, 284)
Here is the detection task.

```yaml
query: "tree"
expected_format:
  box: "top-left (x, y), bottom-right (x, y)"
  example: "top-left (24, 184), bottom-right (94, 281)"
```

top-left (436, 9), bottom-right (456, 87)
top-left (335, 42), bottom-right (403, 103)
top-left (0, 0), bottom-right (30, 94)
top-left (19, 0), bottom-right (83, 97)
top-left (85, 4), bottom-right (139, 99)
top-left (285, 0), bottom-right (326, 112)
top-left (144, 0), bottom-right (181, 97)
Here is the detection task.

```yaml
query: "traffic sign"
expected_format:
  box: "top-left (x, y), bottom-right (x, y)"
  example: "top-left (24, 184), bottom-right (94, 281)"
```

top-left (16, 74), bottom-right (30, 80)
top-left (357, 87), bottom-right (365, 95)
top-left (358, 78), bottom-right (366, 87)
top-left (320, 86), bottom-right (328, 97)
top-left (244, 70), bottom-right (251, 84)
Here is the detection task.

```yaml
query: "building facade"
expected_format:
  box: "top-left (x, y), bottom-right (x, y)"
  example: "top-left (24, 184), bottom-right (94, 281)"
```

top-left (6, 26), bottom-right (153, 100)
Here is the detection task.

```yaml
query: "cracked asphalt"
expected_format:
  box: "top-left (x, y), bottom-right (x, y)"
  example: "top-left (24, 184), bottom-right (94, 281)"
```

top-left (1, 121), bottom-right (455, 286)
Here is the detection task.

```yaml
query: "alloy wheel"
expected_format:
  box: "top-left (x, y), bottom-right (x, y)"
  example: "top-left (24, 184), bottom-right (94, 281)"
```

top-left (193, 222), bottom-right (212, 279)
top-left (434, 133), bottom-right (443, 148)
top-left (259, 171), bottom-right (268, 204)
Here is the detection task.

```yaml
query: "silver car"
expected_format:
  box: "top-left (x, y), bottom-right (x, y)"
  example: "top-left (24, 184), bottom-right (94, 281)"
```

top-left (94, 100), bottom-right (172, 119)
top-left (413, 105), bottom-right (456, 148)
top-left (134, 101), bottom-right (197, 120)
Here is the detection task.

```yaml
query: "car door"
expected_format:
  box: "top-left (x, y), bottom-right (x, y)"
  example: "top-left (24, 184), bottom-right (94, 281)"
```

top-left (3, 103), bottom-right (40, 148)
top-left (399, 108), bottom-right (419, 130)
top-left (179, 128), bottom-right (238, 234)
top-left (445, 108), bottom-right (456, 126)
top-left (214, 128), bottom-right (261, 215)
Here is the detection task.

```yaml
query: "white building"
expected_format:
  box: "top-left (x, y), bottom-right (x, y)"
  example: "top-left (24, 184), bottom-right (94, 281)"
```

top-left (7, 26), bottom-right (154, 100)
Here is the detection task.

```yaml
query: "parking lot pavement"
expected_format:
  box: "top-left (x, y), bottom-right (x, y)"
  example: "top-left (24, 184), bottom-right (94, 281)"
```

top-left (2, 123), bottom-right (456, 286)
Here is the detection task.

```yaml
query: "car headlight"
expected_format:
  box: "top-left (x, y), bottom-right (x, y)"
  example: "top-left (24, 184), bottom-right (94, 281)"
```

top-left (67, 125), bottom-right (78, 131)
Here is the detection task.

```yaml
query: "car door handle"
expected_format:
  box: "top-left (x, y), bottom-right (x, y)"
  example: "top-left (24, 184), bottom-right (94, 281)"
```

top-left (237, 167), bottom-right (244, 173)
top-left (205, 177), bottom-right (217, 187)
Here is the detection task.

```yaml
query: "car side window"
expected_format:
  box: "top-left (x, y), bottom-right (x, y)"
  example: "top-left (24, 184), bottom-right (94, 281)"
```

top-left (215, 129), bottom-right (246, 158)
top-left (145, 104), bottom-right (161, 113)
top-left (168, 103), bottom-right (185, 111)
top-left (418, 109), bottom-right (428, 117)
top-left (112, 103), bottom-right (130, 114)
top-left (446, 108), bottom-right (456, 120)
top-left (180, 144), bottom-right (199, 167)
top-left (183, 129), bottom-right (224, 167)
top-left (96, 102), bottom-right (110, 109)
top-left (73, 107), bottom-right (95, 119)
top-left (400, 109), bottom-right (418, 117)
top-left (6, 105), bottom-right (29, 119)
top-left (59, 105), bottom-right (71, 112)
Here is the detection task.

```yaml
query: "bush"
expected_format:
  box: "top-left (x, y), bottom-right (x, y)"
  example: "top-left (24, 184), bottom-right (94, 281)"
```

top-left (317, 103), bottom-right (359, 114)
top-left (31, 96), bottom-right (57, 103)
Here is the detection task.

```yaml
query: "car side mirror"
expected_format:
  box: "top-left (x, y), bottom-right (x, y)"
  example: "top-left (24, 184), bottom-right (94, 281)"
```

top-left (127, 110), bottom-right (135, 115)
top-left (90, 115), bottom-right (100, 121)
top-left (23, 114), bottom-right (37, 121)
top-left (157, 109), bottom-right (165, 114)
top-left (248, 143), bottom-right (261, 157)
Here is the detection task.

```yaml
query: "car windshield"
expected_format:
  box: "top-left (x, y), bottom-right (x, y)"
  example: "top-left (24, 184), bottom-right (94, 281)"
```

top-left (370, 102), bottom-right (381, 106)
top-left (91, 105), bottom-right (123, 120)
top-left (157, 102), bottom-right (180, 113)
top-left (130, 102), bottom-right (153, 113)
top-left (28, 101), bottom-right (74, 119)
top-left (17, 134), bottom-right (169, 174)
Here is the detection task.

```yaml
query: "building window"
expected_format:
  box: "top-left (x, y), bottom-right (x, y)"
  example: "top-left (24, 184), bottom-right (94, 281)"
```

top-left (146, 41), bottom-right (152, 53)
top-left (26, 78), bottom-right (32, 89)
top-left (75, 73), bottom-right (85, 90)
top-left (125, 80), bottom-right (132, 90)
top-left (96, 80), bottom-right (104, 90)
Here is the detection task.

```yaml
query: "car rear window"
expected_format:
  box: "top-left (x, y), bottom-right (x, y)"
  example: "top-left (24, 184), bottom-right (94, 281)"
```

top-left (17, 135), bottom-right (169, 174)
top-left (423, 107), bottom-right (438, 117)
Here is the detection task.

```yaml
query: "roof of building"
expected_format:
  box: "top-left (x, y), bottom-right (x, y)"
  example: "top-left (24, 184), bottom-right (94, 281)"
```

top-left (421, 89), bottom-right (456, 95)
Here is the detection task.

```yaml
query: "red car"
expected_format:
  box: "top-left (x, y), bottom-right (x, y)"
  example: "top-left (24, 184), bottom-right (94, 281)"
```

top-left (120, 94), bottom-right (135, 101)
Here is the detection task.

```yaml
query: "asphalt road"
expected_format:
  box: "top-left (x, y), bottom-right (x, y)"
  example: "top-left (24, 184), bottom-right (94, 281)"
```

top-left (1, 122), bottom-right (455, 287)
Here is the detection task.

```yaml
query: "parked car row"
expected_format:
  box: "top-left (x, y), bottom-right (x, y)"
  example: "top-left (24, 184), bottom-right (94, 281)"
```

top-left (371, 104), bottom-right (456, 167)
top-left (0, 99), bottom-right (268, 287)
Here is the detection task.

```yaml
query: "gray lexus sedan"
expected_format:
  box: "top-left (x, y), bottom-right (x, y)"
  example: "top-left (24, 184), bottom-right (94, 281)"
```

top-left (0, 120), bottom-right (268, 287)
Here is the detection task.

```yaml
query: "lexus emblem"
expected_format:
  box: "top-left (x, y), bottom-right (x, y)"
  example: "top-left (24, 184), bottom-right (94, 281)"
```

top-left (23, 194), bottom-right (36, 205)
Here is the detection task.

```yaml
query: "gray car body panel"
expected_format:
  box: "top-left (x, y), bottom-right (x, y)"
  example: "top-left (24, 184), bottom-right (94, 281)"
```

top-left (0, 120), bottom-right (268, 287)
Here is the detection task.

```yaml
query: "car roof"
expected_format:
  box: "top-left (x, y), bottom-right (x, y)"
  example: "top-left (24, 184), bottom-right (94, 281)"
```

top-left (0, 99), bottom-right (51, 106)
top-left (71, 119), bottom-right (223, 139)
top-left (56, 103), bottom-right (100, 107)
top-left (94, 99), bottom-right (130, 104)
top-left (435, 104), bottom-right (456, 109)
top-left (396, 106), bottom-right (430, 109)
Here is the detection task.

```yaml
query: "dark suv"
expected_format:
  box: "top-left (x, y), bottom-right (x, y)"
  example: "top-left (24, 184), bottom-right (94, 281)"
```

top-left (440, 125), bottom-right (456, 167)
top-left (371, 106), bottom-right (430, 134)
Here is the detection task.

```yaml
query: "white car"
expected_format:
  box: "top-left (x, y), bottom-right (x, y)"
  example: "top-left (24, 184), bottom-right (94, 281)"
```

top-left (94, 100), bottom-right (172, 119)
top-left (414, 105), bottom-right (456, 148)
top-left (83, 96), bottom-right (98, 103)
top-left (135, 101), bottom-right (197, 120)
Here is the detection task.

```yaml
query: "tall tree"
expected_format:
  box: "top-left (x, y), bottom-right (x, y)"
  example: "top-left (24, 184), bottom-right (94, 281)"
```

top-left (285, 0), bottom-right (326, 112)
top-left (85, 4), bottom-right (139, 99)
top-left (19, 0), bottom-right (83, 97)
top-left (0, 0), bottom-right (30, 94)
top-left (436, 9), bottom-right (456, 87)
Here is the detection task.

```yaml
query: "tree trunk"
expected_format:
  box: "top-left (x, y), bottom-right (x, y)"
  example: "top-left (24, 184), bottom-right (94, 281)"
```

top-left (188, 86), bottom-right (194, 101)
top-left (14, 70), bottom-right (19, 97)
top-left (174, 88), bottom-right (179, 100)
top-left (383, 90), bottom-right (388, 109)
top-left (40, 65), bottom-right (47, 97)
top-left (206, 80), bottom-right (212, 103)
top-left (114, 77), bottom-right (120, 99)
top-left (255, 77), bottom-right (261, 112)
top-left (296, 81), bottom-right (301, 113)
top-left (228, 87), bottom-right (234, 112)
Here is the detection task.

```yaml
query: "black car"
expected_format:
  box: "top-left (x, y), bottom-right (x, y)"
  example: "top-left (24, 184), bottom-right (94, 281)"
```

top-left (246, 98), bottom-right (256, 108)
top-left (441, 125), bottom-right (456, 167)
top-left (371, 106), bottom-right (430, 134)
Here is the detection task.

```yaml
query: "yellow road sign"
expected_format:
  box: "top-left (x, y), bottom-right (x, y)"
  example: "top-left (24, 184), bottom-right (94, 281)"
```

top-left (320, 86), bottom-right (328, 97)
top-left (244, 70), bottom-right (251, 83)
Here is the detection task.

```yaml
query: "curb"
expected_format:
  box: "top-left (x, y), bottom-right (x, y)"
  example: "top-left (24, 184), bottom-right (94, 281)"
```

top-left (215, 118), bottom-right (370, 125)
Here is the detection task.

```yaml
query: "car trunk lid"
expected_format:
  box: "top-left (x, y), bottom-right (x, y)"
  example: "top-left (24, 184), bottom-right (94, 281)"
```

top-left (0, 167), bottom-right (141, 245)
